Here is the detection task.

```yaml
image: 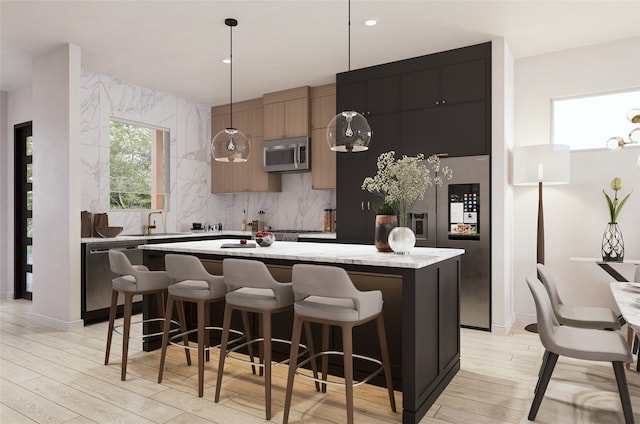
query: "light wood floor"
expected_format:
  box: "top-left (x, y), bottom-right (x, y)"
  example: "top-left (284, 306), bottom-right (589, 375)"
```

top-left (0, 298), bottom-right (637, 423)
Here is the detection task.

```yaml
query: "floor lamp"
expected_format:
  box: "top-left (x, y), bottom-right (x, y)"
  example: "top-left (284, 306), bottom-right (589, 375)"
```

top-left (513, 144), bottom-right (570, 332)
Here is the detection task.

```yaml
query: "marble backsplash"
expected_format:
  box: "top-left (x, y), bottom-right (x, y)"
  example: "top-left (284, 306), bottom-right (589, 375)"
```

top-left (80, 70), bottom-right (334, 235)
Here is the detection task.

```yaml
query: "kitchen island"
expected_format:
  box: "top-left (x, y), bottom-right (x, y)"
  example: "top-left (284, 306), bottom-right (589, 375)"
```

top-left (140, 239), bottom-right (463, 424)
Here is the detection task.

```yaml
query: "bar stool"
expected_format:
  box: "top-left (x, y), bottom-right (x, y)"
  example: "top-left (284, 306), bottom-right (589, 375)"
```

top-left (215, 258), bottom-right (317, 420)
top-left (105, 249), bottom-right (172, 381)
top-left (283, 264), bottom-right (396, 424)
top-left (158, 254), bottom-right (253, 397)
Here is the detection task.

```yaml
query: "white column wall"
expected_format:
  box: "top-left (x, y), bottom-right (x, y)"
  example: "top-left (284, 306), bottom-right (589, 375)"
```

top-left (491, 37), bottom-right (515, 335)
top-left (31, 44), bottom-right (83, 330)
top-left (513, 37), bottom-right (640, 323)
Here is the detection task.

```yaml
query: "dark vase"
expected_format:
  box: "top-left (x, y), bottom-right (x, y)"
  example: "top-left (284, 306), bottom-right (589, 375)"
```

top-left (602, 222), bottom-right (624, 262)
top-left (375, 215), bottom-right (398, 252)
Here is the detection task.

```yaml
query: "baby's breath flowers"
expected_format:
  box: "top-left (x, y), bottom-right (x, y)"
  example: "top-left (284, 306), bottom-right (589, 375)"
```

top-left (603, 177), bottom-right (631, 223)
top-left (362, 151), bottom-right (452, 227)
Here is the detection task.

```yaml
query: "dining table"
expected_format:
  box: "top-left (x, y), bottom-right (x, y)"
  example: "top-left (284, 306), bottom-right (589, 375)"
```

top-left (610, 281), bottom-right (640, 370)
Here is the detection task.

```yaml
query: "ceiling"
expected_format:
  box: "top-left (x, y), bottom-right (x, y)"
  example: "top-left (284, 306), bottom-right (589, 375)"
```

top-left (2, 1), bottom-right (639, 106)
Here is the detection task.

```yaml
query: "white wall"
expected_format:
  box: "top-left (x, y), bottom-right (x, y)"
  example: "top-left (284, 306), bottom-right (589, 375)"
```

top-left (513, 37), bottom-right (640, 323)
top-left (491, 37), bottom-right (515, 334)
top-left (1, 85), bottom-right (33, 300)
top-left (32, 44), bottom-right (83, 330)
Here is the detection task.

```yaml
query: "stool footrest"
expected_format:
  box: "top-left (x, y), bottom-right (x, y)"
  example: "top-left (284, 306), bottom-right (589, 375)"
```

top-left (113, 317), bottom-right (180, 340)
top-left (226, 337), bottom-right (310, 368)
top-left (295, 351), bottom-right (384, 388)
top-left (168, 326), bottom-right (244, 351)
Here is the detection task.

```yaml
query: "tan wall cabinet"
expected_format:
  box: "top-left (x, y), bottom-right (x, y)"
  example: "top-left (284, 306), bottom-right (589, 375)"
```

top-left (263, 86), bottom-right (310, 140)
top-left (211, 98), bottom-right (281, 193)
top-left (310, 84), bottom-right (336, 190)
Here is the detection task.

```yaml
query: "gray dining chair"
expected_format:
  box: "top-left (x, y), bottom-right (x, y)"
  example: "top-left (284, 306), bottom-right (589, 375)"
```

top-left (526, 275), bottom-right (633, 423)
top-left (537, 263), bottom-right (620, 330)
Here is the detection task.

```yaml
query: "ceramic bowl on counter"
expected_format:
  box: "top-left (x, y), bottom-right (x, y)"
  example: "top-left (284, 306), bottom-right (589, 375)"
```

top-left (254, 231), bottom-right (275, 247)
top-left (95, 226), bottom-right (124, 238)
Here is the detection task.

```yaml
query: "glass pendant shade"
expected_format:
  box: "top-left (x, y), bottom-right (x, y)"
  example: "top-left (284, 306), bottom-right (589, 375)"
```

top-left (211, 127), bottom-right (250, 162)
top-left (629, 126), bottom-right (640, 144)
top-left (326, 110), bottom-right (372, 152)
top-left (627, 109), bottom-right (640, 124)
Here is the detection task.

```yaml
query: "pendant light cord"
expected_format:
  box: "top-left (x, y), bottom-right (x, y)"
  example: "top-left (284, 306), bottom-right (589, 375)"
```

top-left (229, 22), bottom-right (233, 129)
top-left (347, 0), bottom-right (352, 109)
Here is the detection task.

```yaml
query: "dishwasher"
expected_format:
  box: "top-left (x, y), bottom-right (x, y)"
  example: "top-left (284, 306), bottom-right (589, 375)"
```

top-left (82, 240), bottom-right (145, 324)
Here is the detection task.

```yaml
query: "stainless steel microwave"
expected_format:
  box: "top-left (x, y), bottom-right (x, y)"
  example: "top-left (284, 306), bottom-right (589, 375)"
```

top-left (263, 137), bottom-right (310, 172)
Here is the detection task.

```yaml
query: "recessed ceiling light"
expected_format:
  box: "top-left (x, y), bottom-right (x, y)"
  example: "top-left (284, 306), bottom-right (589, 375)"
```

top-left (222, 58), bottom-right (231, 64)
top-left (364, 18), bottom-right (378, 26)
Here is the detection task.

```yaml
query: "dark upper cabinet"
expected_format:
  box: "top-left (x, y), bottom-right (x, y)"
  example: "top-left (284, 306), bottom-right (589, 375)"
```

top-left (335, 42), bottom-right (491, 243)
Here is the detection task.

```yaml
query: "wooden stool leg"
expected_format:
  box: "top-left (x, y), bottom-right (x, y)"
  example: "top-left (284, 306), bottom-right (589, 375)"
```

top-left (158, 294), bottom-right (175, 383)
top-left (303, 321), bottom-right (320, 392)
top-left (283, 314), bottom-right (304, 424)
top-left (241, 311), bottom-right (256, 375)
top-left (342, 323), bottom-right (354, 424)
top-left (121, 292), bottom-right (134, 381)
top-left (321, 324), bottom-right (329, 393)
top-left (176, 299), bottom-right (191, 366)
top-left (215, 305), bottom-right (233, 403)
top-left (376, 314), bottom-right (396, 412)
top-left (105, 288), bottom-right (118, 365)
top-left (263, 312), bottom-right (272, 420)
top-left (197, 300), bottom-right (206, 397)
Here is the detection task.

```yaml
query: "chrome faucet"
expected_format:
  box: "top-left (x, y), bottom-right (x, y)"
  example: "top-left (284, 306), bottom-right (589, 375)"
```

top-left (146, 211), bottom-right (162, 235)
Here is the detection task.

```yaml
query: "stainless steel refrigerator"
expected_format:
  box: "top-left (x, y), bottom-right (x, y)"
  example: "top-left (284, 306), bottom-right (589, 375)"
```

top-left (410, 155), bottom-right (491, 330)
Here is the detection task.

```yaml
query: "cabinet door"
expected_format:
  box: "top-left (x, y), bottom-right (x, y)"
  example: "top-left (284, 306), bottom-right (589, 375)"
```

top-left (311, 129), bottom-right (336, 190)
top-left (284, 97), bottom-right (309, 137)
top-left (441, 59), bottom-right (487, 104)
top-left (401, 101), bottom-right (487, 157)
top-left (336, 113), bottom-right (398, 243)
top-left (366, 76), bottom-right (398, 115)
top-left (400, 67), bottom-right (440, 110)
top-left (263, 102), bottom-right (285, 140)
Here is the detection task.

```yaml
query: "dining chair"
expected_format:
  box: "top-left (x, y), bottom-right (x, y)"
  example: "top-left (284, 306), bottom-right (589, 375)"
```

top-left (537, 263), bottom-right (620, 330)
top-left (526, 275), bottom-right (634, 423)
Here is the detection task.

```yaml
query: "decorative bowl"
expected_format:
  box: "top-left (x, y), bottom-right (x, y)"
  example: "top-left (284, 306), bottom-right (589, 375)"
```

top-left (255, 231), bottom-right (275, 247)
top-left (95, 226), bottom-right (124, 238)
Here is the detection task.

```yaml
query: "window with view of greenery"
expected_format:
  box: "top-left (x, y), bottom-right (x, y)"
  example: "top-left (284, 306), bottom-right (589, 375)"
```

top-left (109, 119), bottom-right (169, 210)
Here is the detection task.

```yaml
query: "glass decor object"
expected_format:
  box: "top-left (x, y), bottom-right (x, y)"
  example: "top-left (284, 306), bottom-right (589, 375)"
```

top-left (326, 0), bottom-right (372, 153)
top-left (212, 18), bottom-right (250, 163)
top-left (602, 222), bottom-right (624, 262)
top-left (327, 111), bottom-right (371, 152)
top-left (388, 226), bottom-right (416, 255)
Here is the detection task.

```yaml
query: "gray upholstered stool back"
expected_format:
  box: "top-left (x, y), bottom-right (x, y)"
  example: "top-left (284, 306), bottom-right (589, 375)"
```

top-left (108, 249), bottom-right (170, 291)
top-left (165, 254), bottom-right (226, 298)
top-left (291, 263), bottom-right (383, 322)
top-left (222, 258), bottom-right (293, 308)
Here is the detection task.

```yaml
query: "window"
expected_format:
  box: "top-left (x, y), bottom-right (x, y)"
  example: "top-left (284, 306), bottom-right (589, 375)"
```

top-left (552, 89), bottom-right (640, 150)
top-left (109, 119), bottom-right (169, 210)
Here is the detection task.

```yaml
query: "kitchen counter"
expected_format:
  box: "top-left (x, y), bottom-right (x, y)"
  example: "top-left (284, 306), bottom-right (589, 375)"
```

top-left (141, 239), bottom-right (463, 424)
top-left (138, 239), bottom-right (461, 269)
top-left (80, 230), bottom-right (253, 244)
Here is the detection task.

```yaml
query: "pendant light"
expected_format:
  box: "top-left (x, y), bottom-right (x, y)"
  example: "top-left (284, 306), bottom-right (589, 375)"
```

top-left (326, 0), bottom-right (372, 152)
top-left (606, 108), bottom-right (640, 150)
top-left (211, 18), bottom-right (250, 162)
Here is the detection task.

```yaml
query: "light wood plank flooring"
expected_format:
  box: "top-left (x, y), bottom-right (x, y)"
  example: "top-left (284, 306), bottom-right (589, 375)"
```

top-left (1, 298), bottom-right (638, 423)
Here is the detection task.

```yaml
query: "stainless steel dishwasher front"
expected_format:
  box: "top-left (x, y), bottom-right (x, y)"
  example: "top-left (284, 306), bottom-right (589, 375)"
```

top-left (82, 240), bottom-right (145, 324)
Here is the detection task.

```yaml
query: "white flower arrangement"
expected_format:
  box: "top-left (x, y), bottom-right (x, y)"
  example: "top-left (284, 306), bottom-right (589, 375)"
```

top-left (362, 151), bottom-right (452, 226)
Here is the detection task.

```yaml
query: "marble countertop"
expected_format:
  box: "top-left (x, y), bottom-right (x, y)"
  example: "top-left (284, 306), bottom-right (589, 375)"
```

top-left (139, 238), bottom-right (464, 269)
top-left (611, 282), bottom-right (640, 330)
top-left (81, 230), bottom-right (336, 244)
